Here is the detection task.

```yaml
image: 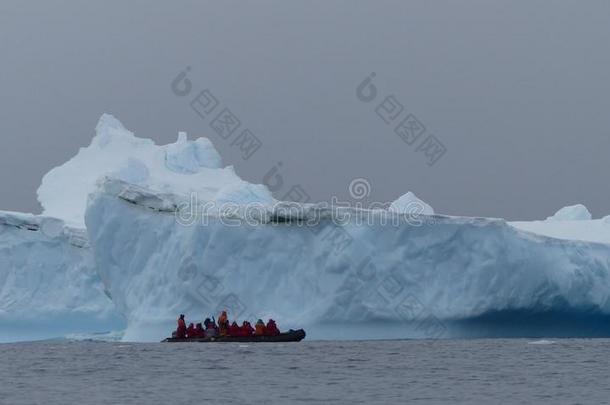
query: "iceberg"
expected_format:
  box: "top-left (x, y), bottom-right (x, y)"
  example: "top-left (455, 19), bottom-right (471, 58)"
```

top-left (86, 178), bottom-right (610, 341)
top-left (4, 114), bottom-right (610, 342)
top-left (0, 211), bottom-right (124, 342)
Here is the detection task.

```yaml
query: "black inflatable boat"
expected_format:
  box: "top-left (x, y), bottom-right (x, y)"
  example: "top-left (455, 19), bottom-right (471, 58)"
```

top-left (162, 329), bottom-right (306, 343)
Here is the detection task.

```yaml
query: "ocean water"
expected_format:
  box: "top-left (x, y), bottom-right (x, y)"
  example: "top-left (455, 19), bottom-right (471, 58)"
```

top-left (1, 339), bottom-right (609, 405)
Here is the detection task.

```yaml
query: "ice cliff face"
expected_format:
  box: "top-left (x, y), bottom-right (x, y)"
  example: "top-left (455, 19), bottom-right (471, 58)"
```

top-left (86, 178), bottom-right (610, 341)
top-left (0, 211), bottom-right (124, 342)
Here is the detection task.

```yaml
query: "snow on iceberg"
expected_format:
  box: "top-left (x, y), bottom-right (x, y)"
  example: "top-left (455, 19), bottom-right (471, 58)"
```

top-left (546, 204), bottom-right (592, 221)
top-left (214, 181), bottom-right (277, 208)
top-left (509, 218), bottom-right (610, 246)
top-left (389, 192), bottom-right (434, 215)
top-left (165, 132), bottom-right (223, 173)
top-left (0, 211), bottom-right (124, 342)
top-left (509, 204), bottom-right (610, 246)
top-left (37, 114), bottom-right (244, 227)
top-left (86, 178), bottom-right (610, 341)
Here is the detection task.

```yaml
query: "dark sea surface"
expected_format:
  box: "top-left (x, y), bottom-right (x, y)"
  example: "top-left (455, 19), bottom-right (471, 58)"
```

top-left (1, 339), bottom-right (609, 405)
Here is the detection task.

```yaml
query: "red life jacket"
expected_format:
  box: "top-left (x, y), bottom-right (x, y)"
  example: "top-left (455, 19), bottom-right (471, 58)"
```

top-left (186, 324), bottom-right (196, 338)
top-left (265, 320), bottom-right (280, 336)
top-left (240, 323), bottom-right (254, 336)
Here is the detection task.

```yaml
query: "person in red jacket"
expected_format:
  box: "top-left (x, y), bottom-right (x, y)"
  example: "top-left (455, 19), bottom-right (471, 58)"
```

top-left (240, 321), bottom-right (254, 336)
top-left (186, 323), bottom-right (196, 338)
top-left (195, 323), bottom-right (205, 337)
top-left (265, 319), bottom-right (280, 336)
top-left (228, 321), bottom-right (240, 336)
top-left (176, 314), bottom-right (187, 338)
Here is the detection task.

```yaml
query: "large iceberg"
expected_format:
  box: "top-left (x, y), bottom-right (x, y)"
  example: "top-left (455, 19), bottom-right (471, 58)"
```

top-left (4, 114), bottom-right (610, 342)
top-left (0, 211), bottom-right (124, 342)
top-left (85, 178), bottom-right (610, 341)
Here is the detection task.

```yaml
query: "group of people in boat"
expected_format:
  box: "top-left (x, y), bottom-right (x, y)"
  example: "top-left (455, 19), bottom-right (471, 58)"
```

top-left (174, 310), bottom-right (281, 339)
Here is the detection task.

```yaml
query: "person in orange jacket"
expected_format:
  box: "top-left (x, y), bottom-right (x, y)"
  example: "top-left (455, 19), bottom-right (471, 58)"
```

top-left (176, 314), bottom-right (187, 338)
top-left (240, 321), bottom-right (254, 336)
top-left (218, 311), bottom-right (229, 336)
top-left (265, 319), bottom-right (280, 336)
top-left (254, 319), bottom-right (266, 336)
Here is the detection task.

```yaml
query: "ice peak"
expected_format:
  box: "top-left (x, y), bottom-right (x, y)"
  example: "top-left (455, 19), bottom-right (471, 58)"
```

top-left (38, 115), bottom-right (243, 227)
top-left (389, 191), bottom-right (434, 215)
top-left (94, 113), bottom-right (133, 147)
top-left (96, 113), bottom-right (127, 133)
top-left (546, 204), bottom-right (592, 221)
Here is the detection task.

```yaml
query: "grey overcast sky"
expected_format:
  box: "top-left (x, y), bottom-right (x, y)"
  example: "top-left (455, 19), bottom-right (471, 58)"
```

top-left (0, 1), bottom-right (609, 220)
